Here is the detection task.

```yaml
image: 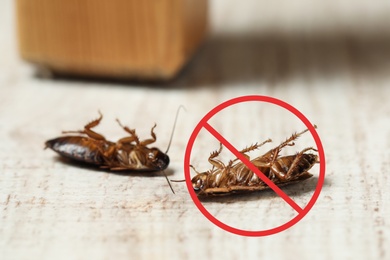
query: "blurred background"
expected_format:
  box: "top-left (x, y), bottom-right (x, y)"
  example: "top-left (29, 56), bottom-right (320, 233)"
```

top-left (2, 0), bottom-right (390, 85)
top-left (1, 0), bottom-right (389, 259)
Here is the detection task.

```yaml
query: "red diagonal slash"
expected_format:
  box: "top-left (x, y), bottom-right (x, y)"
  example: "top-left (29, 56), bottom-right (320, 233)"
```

top-left (204, 122), bottom-right (303, 213)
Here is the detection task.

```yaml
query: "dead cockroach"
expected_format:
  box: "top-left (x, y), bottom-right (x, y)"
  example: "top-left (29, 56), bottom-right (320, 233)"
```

top-left (181, 126), bottom-right (318, 196)
top-left (45, 109), bottom-right (182, 193)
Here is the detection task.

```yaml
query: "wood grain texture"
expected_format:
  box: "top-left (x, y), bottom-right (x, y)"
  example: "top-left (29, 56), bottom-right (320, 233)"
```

top-left (1, 0), bottom-right (390, 259)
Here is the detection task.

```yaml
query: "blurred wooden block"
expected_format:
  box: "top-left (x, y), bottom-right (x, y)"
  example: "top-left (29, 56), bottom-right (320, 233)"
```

top-left (16, 0), bottom-right (208, 80)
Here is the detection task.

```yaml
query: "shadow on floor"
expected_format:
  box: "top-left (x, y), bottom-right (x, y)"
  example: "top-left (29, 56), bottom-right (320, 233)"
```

top-left (35, 31), bottom-right (390, 89)
top-left (171, 32), bottom-right (390, 88)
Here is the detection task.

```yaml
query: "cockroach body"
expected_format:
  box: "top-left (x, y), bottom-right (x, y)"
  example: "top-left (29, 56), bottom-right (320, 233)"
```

top-left (189, 126), bottom-right (319, 196)
top-left (45, 111), bottom-right (178, 192)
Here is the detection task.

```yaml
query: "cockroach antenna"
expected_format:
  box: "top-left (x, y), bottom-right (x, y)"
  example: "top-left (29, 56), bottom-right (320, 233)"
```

top-left (170, 179), bottom-right (185, 183)
top-left (163, 171), bottom-right (176, 194)
top-left (165, 105), bottom-right (186, 154)
top-left (161, 105), bottom-right (185, 194)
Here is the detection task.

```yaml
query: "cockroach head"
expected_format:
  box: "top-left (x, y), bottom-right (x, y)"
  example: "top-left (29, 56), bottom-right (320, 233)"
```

top-left (305, 153), bottom-right (319, 165)
top-left (191, 173), bottom-right (208, 193)
top-left (149, 148), bottom-right (170, 171)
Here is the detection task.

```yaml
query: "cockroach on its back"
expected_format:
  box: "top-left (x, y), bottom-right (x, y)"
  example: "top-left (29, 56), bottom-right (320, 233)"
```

top-left (45, 110), bottom-right (182, 193)
top-left (179, 126), bottom-right (319, 196)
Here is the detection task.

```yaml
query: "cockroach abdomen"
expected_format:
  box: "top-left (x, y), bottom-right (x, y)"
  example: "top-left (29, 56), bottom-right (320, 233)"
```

top-left (45, 136), bottom-right (104, 165)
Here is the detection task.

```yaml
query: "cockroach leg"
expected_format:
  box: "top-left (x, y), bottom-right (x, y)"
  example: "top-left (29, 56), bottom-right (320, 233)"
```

top-left (231, 138), bottom-right (273, 163)
top-left (140, 124), bottom-right (157, 146)
top-left (267, 127), bottom-right (314, 164)
top-left (116, 118), bottom-right (140, 145)
top-left (241, 139), bottom-right (273, 154)
top-left (208, 143), bottom-right (225, 170)
top-left (190, 165), bottom-right (202, 175)
top-left (116, 136), bottom-right (138, 149)
top-left (62, 111), bottom-right (106, 140)
top-left (128, 151), bottom-right (143, 168)
top-left (100, 144), bottom-right (117, 162)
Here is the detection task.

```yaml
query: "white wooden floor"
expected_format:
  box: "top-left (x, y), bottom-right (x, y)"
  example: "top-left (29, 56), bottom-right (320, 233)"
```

top-left (1, 0), bottom-right (389, 259)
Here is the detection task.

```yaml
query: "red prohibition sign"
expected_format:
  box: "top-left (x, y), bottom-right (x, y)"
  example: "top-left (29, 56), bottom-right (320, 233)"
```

top-left (184, 95), bottom-right (326, 237)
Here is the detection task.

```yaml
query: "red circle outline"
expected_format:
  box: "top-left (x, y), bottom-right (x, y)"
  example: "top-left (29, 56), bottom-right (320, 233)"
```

top-left (184, 95), bottom-right (326, 237)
